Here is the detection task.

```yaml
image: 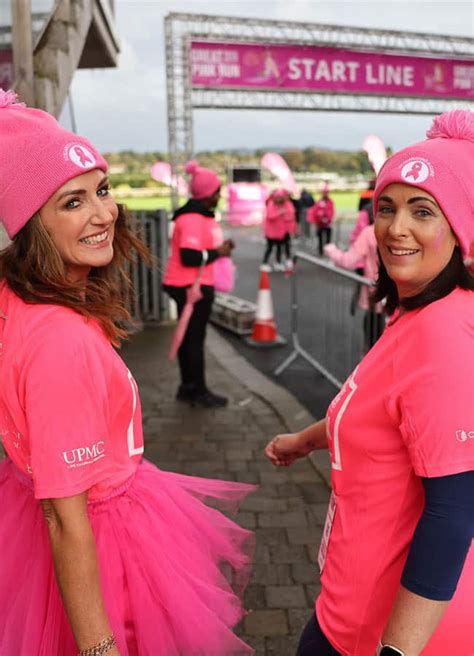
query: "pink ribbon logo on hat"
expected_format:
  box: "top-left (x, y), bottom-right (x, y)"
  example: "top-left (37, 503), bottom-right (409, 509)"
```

top-left (400, 158), bottom-right (430, 184)
top-left (67, 144), bottom-right (96, 169)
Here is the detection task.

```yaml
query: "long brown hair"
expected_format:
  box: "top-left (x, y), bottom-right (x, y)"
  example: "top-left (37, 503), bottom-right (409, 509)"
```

top-left (0, 205), bottom-right (152, 345)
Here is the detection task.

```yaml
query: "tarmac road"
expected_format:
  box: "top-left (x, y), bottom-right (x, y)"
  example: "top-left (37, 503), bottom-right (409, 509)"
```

top-left (215, 223), bottom-right (365, 420)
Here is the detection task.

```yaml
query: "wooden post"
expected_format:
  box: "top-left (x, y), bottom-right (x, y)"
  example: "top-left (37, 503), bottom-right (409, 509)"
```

top-left (11, 0), bottom-right (35, 106)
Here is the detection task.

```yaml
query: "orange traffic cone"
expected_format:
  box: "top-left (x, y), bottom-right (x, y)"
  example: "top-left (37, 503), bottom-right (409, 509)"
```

top-left (245, 271), bottom-right (286, 347)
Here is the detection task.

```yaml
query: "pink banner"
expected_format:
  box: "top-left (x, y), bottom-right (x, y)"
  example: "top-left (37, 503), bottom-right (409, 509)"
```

top-left (191, 41), bottom-right (473, 100)
top-left (150, 162), bottom-right (188, 196)
top-left (261, 152), bottom-right (298, 195)
top-left (362, 135), bottom-right (387, 175)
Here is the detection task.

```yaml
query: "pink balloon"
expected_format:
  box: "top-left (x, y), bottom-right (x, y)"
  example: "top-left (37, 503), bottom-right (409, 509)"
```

top-left (150, 162), bottom-right (188, 196)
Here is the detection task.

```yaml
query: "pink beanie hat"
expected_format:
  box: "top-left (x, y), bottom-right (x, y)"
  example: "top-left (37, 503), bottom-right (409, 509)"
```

top-left (373, 109), bottom-right (474, 258)
top-left (185, 160), bottom-right (220, 200)
top-left (0, 89), bottom-right (108, 239)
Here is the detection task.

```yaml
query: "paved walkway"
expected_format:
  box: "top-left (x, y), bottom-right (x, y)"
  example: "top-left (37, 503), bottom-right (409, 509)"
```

top-left (122, 324), bottom-right (332, 656)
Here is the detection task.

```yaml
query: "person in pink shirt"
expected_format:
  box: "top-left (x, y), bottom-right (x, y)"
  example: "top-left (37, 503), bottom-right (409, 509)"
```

top-left (163, 160), bottom-right (235, 407)
top-left (265, 110), bottom-right (474, 656)
top-left (0, 90), bottom-right (255, 656)
top-left (350, 202), bottom-right (373, 247)
top-left (261, 188), bottom-right (295, 272)
top-left (307, 183), bottom-right (335, 256)
top-left (324, 219), bottom-right (385, 350)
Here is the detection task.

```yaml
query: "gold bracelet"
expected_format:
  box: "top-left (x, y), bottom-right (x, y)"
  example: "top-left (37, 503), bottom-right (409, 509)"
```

top-left (78, 634), bottom-right (116, 656)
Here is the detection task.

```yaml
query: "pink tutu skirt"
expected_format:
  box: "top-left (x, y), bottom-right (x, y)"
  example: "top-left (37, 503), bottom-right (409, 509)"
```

top-left (0, 458), bottom-right (256, 655)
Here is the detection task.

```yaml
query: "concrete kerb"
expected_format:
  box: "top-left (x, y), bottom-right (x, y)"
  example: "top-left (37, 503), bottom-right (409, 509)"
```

top-left (207, 326), bottom-right (332, 489)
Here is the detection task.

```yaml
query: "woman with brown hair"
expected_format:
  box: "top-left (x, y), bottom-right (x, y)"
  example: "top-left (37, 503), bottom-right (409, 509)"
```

top-left (0, 90), bottom-right (254, 656)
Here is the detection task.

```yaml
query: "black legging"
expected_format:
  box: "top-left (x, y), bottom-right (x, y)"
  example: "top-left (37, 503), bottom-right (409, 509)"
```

top-left (282, 233), bottom-right (292, 259)
top-left (317, 227), bottom-right (332, 256)
top-left (297, 613), bottom-right (340, 656)
top-left (263, 238), bottom-right (282, 264)
top-left (164, 284), bottom-right (214, 392)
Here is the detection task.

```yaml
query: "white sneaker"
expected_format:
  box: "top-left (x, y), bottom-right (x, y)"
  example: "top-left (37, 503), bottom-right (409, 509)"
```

top-left (260, 263), bottom-right (272, 272)
top-left (285, 259), bottom-right (293, 271)
top-left (273, 262), bottom-right (285, 272)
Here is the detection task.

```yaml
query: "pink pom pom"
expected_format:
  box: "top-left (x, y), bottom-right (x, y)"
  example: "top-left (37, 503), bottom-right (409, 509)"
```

top-left (0, 88), bottom-right (25, 108)
top-left (185, 160), bottom-right (199, 174)
top-left (426, 110), bottom-right (474, 143)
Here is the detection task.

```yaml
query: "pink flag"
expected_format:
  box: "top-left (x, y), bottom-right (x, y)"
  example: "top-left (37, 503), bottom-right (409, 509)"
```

top-left (150, 162), bottom-right (188, 196)
top-left (168, 281), bottom-right (203, 360)
top-left (261, 152), bottom-right (298, 195)
top-left (362, 135), bottom-right (387, 175)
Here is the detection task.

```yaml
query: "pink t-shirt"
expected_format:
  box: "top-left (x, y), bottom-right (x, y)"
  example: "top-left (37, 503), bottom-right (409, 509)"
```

top-left (264, 200), bottom-right (295, 239)
top-left (324, 225), bottom-right (381, 310)
top-left (317, 287), bottom-right (474, 656)
top-left (349, 208), bottom-right (371, 245)
top-left (0, 284), bottom-right (144, 501)
top-left (163, 212), bottom-right (223, 287)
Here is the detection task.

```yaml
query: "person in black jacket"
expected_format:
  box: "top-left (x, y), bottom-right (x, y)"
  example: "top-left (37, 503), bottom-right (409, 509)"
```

top-left (163, 162), bottom-right (234, 407)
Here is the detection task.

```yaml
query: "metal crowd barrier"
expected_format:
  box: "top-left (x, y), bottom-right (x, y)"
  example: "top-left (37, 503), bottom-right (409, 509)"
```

top-left (274, 250), bottom-right (383, 389)
top-left (129, 209), bottom-right (169, 323)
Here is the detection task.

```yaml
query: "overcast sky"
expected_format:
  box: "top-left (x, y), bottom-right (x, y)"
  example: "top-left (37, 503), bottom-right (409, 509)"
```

top-left (60, 0), bottom-right (474, 154)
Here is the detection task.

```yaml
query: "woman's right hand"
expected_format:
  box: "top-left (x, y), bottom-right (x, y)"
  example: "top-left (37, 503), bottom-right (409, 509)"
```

top-left (217, 239), bottom-right (235, 257)
top-left (264, 432), bottom-right (315, 467)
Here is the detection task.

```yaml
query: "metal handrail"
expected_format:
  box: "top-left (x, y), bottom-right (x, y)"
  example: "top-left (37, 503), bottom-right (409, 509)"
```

top-left (274, 250), bottom-right (377, 389)
top-left (295, 250), bottom-right (372, 286)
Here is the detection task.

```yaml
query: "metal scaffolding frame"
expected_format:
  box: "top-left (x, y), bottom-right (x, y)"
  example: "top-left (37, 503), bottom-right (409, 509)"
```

top-left (165, 12), bottom-right (474, 208)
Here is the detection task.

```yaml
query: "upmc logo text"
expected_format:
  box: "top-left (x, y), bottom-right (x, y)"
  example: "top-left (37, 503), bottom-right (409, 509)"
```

top-left (456, 430), bottom-right (474, 443)
top-left (62, 441), bottom-right (105, 468)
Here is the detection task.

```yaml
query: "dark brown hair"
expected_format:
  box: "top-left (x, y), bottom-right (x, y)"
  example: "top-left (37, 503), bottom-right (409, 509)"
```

top-left (373, 246), bottom-right (474, 316)
top-left (0, 204), bottom-right (152, 345)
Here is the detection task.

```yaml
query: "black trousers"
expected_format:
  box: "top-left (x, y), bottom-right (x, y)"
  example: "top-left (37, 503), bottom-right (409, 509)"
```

top-left (282, 233), bottom-right (292, 259)
top-left (317, 227), bottom-right (332, 256)
top-left (296, 613), bottom-right (341, 656)
top-left (164, 284), bottom-right (214, 391)
top-left (263, 238), bottom-right (282, 264)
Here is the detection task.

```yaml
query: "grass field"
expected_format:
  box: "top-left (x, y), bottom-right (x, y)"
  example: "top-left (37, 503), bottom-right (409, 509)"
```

top-left (118, 190), bottom-right (361, 214)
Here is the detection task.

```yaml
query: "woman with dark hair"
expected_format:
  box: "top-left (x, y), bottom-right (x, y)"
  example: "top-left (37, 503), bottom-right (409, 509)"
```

top-left (324, 209), bottom-right (385, 350)
top-left (0, 90), bottom-right (254, 656)
top-left (265, 110), bottom-right (474, 656)
top-left (163, 161), bottom-right (234, 407)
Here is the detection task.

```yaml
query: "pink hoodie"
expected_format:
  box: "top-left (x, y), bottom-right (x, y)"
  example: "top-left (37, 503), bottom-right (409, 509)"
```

top-left (349, 208), bottom-right (371, 245)
top-left (264, 199), bottom-right (295, 240)
top-left (349, 208), bottom-right (371, 269)
top-left (307, 197), bottom-right (335, 226)
top-left (324, 224), bottom-right (380, 311)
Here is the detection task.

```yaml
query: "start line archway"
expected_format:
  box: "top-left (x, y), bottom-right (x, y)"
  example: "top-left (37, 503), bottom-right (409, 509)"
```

top-left (164, 12), bottom-right (474, 207)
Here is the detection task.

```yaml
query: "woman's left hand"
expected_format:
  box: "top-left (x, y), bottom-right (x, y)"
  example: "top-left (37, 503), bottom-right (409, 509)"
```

top-left (265, 432), bottom-right (315, 467)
